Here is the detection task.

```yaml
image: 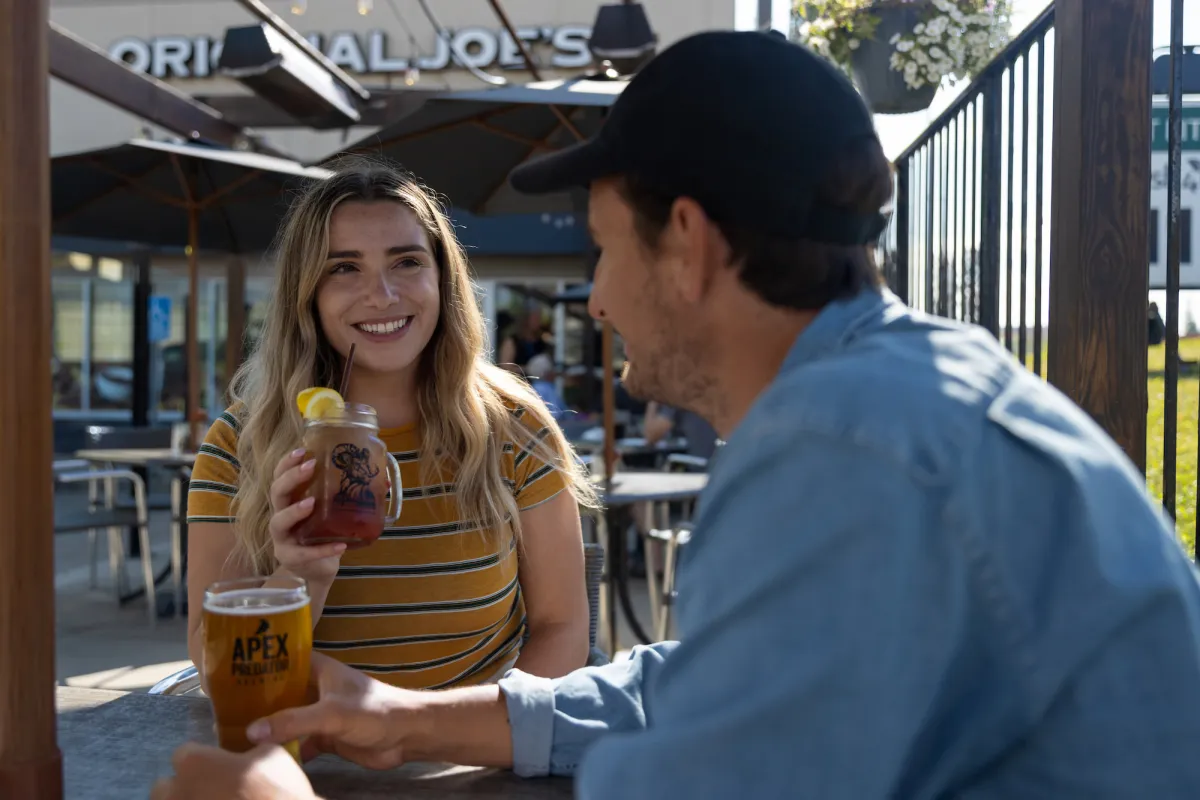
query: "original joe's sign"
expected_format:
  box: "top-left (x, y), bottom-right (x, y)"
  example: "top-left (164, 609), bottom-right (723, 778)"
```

top-left (109, 26), bottom-right (593, 80)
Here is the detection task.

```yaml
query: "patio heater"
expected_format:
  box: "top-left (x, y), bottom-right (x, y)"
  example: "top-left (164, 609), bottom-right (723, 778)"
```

top-left (588, 3), bottom-right (657, 77)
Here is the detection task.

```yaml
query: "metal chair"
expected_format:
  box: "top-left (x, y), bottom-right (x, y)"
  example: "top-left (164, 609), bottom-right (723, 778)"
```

top-left (648, 523), bottom-right (692, 640)
top-left (149, 542), bottom-right (610, 695)
top-left (53, 463), bottom-right (158, 627)
top-left (638, 453), bottom-right (706, 636)
top-left (80, 425), bottom-right (173, 587)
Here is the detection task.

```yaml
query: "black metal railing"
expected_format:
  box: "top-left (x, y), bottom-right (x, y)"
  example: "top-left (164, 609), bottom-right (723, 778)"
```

top-left (882, 1), bottom-right (1196, 559)
top-left (1159, 0), bottom-right (1189, 548)
top-left (882, 6), bottom-right (1055, 376)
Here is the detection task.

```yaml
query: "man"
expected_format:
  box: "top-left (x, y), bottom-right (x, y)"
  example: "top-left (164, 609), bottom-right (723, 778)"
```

top-left (155, 30), bottom-right (1200, 800)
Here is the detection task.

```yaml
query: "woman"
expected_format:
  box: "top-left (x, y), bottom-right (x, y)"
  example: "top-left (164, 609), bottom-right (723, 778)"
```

top-left (186, 159), bottom-right (596, 689)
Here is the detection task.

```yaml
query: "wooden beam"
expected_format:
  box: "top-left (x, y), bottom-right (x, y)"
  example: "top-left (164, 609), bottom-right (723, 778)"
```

top-left (1047, 0), bottom-right (1153, 470)
top-left (0, 0), bottom-right (62, 796)
top-left (226, 258), bottom-right (247, 389)
top-left (48, 22), bottom-right (247, 149)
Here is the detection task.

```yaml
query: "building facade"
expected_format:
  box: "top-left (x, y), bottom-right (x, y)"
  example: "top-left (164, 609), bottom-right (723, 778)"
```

top-left (48, 0), bottom-right (791, 434)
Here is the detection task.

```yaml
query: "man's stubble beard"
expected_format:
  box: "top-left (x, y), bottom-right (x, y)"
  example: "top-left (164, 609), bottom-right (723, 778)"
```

top-left (621, 320), bottom-right (713, 416)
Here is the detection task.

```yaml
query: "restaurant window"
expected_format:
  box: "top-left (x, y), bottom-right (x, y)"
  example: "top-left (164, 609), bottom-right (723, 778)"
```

top-left (152, 275), bottom-right (189, 419)
top-left (51, 275), bottom-right (87, 411)
top-left (91, 259), bottom-right (134, 412)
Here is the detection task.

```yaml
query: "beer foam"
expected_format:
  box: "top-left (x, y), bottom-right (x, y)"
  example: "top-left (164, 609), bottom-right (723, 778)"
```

top-left (204, 588), bottom-right (311, 615)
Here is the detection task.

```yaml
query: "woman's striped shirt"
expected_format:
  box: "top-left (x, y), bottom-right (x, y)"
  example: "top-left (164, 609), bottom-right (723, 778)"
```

top-left (186, 406), bottom-right (567, 689)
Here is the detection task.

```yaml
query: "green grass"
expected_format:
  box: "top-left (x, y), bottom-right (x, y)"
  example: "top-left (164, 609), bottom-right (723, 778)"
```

top-left (1018, 339), bottom-right (1199, 557)
top-left (1145, 340), bottom-right (1200, 557)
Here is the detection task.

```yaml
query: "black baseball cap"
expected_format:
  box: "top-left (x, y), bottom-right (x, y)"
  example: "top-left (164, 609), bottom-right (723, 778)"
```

top-left (509, 30), bottom-right (887, 245)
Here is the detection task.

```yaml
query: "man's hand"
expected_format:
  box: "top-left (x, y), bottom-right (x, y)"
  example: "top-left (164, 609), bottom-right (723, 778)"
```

top-left (248, 652), bottom-right (515, 771)
top-left (150, 743), bottom-right (317, 800)
top-left (247, 653), bottom-right (424, 770)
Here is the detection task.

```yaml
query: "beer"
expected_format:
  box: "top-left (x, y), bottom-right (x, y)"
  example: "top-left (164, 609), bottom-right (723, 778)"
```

top-left (293, 403), bottom-right (402, 548)
top-left (202, 577), bottom-right (312, 754)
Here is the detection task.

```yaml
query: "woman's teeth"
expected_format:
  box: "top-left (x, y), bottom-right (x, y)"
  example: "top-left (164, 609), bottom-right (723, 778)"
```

top-left (355, 318), bottom-right (409, 335)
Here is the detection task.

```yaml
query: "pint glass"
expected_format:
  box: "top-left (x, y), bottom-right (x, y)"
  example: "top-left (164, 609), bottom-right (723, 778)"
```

top-left (202, 577), bottom-right (312, 754)
top-left (293, 403), bottom-right (402, 548)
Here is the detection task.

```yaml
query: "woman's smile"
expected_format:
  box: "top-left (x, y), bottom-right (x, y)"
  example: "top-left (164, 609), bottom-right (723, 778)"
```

top-left (352, 315), bottom-right (414, 342)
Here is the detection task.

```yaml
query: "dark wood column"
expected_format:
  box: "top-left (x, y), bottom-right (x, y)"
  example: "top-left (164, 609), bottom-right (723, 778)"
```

top-left (0, 0), bottom-right (63, 796)
top-left (1047, 0), bottom-right (1154, 470)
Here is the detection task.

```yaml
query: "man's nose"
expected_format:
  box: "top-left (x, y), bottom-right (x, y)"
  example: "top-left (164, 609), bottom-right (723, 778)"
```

top-left (587, 292), bottom-right (604, 321)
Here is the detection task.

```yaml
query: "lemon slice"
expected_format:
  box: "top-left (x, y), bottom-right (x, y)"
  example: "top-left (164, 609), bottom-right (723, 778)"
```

top-left (296, 387), bottom-right (345, 419)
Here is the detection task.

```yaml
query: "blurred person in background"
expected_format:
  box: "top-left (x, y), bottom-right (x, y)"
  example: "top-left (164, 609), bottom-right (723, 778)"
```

top-left (524, 353), bottom-right (570, 422)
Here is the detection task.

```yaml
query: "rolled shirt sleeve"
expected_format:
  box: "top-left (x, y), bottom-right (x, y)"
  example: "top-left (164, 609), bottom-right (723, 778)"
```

top-left (499, 643), bottom-right (678, 778)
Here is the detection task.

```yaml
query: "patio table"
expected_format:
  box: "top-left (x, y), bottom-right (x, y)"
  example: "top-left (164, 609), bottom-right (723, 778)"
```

top-left (58, 686), bottom-right (572, 799)
top-left (594, 472), bottom-right (708, 655)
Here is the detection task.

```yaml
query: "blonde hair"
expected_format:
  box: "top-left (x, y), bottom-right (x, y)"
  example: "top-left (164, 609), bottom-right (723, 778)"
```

top-left (228, 157), bottom-right (596, 574)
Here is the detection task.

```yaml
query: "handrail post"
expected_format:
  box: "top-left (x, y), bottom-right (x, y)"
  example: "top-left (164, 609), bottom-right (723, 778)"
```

top-left (894, 160), bottom-right (910, 304)
top-left (978, 74), bottom-right (1004, 337)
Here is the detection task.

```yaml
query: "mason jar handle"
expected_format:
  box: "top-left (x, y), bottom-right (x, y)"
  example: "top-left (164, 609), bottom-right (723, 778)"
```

top-left (383, 451), bottom-right (403, 524)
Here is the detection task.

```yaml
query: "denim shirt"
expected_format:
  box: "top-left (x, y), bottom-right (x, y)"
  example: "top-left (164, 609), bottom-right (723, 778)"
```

top-left (499, 289), bottom-right (1200, 798)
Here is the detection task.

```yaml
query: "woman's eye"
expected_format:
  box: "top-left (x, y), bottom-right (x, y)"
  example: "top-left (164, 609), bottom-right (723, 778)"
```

top-left (330, 262), bottom-right (358, 275)
top-left (393, 257), bottom-right (423, 272)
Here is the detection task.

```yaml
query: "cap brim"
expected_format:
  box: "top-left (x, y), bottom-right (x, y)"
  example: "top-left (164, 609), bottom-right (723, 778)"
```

top-left (509, 137), bottom-right (617, 195)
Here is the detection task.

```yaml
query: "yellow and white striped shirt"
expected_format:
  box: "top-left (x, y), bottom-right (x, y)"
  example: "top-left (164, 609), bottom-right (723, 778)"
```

top-left (186, 406), bottom-right (567, 689)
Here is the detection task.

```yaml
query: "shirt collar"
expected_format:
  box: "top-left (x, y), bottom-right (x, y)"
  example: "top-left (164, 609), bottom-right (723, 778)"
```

top-left (782, 288), bottom-right (907, 371)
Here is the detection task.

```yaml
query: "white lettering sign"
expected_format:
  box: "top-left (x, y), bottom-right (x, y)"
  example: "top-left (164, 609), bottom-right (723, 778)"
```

top-left (108, 26), bottom-right (592, 79)
top-left (1150, 103), bottom-right (1200, 289)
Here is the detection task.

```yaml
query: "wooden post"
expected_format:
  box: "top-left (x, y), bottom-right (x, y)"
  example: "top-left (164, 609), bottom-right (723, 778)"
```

top-left (1047, 0), bottom-right (1153, 470)
top-left (225, 257), bottom-right (246, 390)
top-left (186, 206), bottom-right (202, 448)
top-left (601, 322), bottom-right (618, 478)
top-left (0, 0), bottom-right (63, 796)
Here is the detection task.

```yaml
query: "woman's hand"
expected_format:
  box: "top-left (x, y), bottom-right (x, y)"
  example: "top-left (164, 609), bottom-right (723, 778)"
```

top-left (269, 448), bottom-right (345, 586)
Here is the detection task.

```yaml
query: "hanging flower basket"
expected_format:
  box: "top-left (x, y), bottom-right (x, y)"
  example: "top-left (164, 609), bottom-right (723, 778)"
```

top-left (794, 0), bottom-right (1012, 116)
top-left (851, 2), bottom-right (938, 114)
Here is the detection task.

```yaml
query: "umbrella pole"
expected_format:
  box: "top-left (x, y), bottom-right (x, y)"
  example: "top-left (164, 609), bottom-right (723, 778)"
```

top-left (186, 205), bottom-right (201, 448)
top-left (0, 0), bottom-right (62, 795)
top-left (602, 321), bottom-right (617, 479)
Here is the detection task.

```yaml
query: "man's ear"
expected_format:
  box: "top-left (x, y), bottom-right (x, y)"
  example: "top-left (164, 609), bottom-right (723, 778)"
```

top-left (661, 197), bottom-right (723, 304)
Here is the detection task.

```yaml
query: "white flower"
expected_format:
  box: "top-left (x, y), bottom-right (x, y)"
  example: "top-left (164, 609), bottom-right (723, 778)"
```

top-left (914, 23), bottom-right (925, 34)
top-left (849, 38), bottom-right (860, 50)
top-left (930, 46), bottom-right (946, 59)
top-left (895, 39), bottom-right (914, 53)
top-left (889, 33), bottom-right (900, 45)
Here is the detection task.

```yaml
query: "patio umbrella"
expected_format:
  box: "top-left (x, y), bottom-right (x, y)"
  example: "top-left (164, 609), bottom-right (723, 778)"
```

top-left (51, 138), bottom-right (332, 445)
top-left (332, 77), bottom-right (626, 216)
